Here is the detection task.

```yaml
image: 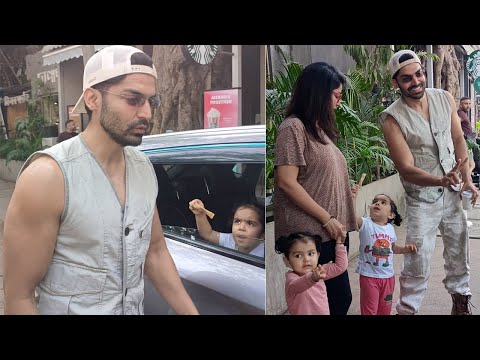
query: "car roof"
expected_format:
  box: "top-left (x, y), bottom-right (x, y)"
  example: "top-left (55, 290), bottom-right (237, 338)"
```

top-left (137, 125), bottom-right (265, 152)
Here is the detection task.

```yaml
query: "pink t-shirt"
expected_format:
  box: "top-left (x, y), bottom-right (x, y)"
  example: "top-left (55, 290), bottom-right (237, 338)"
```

top-left (285, 244), bottom-right (348, 315)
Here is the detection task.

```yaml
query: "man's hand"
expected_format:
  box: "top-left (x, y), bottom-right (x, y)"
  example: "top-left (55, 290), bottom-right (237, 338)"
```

top-left (441, 158), bottom-right (468, 187)
top-left (461, 181), bottom-right (479, 206)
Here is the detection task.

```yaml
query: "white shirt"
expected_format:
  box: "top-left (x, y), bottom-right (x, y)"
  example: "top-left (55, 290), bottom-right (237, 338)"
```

top-left (219, 233), bottom-right (264, 258)
top-left (355, 217), bottom-right (397, 278)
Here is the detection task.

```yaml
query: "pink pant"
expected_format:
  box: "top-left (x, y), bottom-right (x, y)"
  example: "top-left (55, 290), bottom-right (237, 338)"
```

top-left (360, 275), bottom-right (395, 315)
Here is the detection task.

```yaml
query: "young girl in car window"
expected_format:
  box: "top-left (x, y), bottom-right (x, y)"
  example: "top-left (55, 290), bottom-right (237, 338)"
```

top-left (275, 231), bottom-right (348, 315)
top-left (189, 199), bottom-right (265, 257)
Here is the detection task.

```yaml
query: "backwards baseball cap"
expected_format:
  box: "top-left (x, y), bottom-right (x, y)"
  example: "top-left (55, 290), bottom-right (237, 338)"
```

top-left (387, 49), bottom-right (421, 78)
top-left (72, 45), bottom-right (157, 114)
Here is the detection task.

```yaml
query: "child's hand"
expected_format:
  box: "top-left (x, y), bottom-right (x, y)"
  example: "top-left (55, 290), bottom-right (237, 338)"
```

top-left (189, 199), bottom-right (205, 215)
top-left (351, 184), bottom-right (361, 200)
top-left (404, 244), bottom-right (417, 253)
top-left (312, 262), bottom-right (330, 282)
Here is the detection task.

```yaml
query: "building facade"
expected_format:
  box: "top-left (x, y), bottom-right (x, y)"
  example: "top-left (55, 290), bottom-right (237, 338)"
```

top-left (37, 45), bottom-right (265, 135)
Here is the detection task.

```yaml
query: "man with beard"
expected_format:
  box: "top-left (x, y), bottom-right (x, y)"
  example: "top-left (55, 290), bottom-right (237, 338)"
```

top-left (379, 49), bottom-right (476, 315)
top-left (3, 45), bottom-right (199, 315)
top-left (56, 120), bottom-right (78, 143)
top-left (458, 96), bottom-right (474, 140)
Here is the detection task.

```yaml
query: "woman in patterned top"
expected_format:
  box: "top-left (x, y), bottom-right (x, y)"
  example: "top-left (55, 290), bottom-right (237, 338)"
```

top-left (274, 62), bottom-right (357, 315)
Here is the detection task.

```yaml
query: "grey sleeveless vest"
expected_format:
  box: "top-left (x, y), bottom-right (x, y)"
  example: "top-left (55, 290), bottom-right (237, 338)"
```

top-left (19, 135), bottom-right (158, 314)
top-left (380, 88), bottom-right (458, 203)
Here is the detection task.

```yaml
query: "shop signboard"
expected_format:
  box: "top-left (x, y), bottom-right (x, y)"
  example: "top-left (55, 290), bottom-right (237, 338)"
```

top-left (466, 50), bottom-right (480, 78)
top-left (203, 88), bottom-right (241, 129)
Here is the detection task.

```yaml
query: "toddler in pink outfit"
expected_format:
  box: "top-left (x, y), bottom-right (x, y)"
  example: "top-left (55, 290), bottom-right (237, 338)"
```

top-left (275, 232), bottom-right (348, 315)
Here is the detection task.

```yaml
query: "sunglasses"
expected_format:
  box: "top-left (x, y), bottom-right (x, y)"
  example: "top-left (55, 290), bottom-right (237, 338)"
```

top-left (332, 90), bottom-right (342, 101)
top-left (97, 89), bottom-right (161, 109)
top-left (397, 69), bottom-right (426, 84)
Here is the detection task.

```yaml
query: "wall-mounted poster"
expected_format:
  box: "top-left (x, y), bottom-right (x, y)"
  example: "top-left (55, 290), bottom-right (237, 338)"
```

top-left (203, 88), bottom-right (241, 129)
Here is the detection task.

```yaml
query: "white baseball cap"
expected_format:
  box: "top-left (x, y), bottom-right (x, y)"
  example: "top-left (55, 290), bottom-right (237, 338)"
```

top-left (387, 49), bottom-right (421, 78)
top-left (72, 45), bottom-right (157, 114)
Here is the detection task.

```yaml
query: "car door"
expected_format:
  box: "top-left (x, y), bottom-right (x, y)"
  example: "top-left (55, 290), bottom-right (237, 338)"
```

top-left (139, 126), bottom-right (266, 315)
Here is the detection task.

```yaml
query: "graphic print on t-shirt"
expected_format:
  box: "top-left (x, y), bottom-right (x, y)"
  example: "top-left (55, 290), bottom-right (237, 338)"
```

top-left (364, 235), bottom-right (392, 267)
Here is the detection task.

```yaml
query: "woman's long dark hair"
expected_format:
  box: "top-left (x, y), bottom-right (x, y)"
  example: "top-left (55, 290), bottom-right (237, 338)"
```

top-left (285, 62), bottom-right (346, 144)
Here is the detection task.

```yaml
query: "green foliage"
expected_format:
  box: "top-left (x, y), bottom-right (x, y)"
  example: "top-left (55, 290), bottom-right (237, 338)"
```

top-left (266, 62), bottom-right (303, 190)
top-left (466, 138), bottom-right (480, 153)
top-left (343, 45), bottom-right (439, 107)
top-left (344, 45), bottom-right (402, 106)
top-left (266, 60), bottom-right (374, 190)
top-left (339, 67), bottom-right (396, 184)
top-left (0, 96), bottom-right (47, 163)
top-left (32, 79), bottom-right (59, 126)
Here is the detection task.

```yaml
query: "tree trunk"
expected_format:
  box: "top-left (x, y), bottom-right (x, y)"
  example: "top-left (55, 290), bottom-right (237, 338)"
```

top-left (433, 45), bottom-right (444, 89)
top-left (432, 45), bottom-right (461, 100)
top-left (150, 45), bottom-right (231, 134)
top-left (0, 45), bottom-right (40, 87)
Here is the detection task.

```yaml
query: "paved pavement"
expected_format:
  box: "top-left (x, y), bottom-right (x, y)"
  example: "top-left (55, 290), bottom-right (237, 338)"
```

top-left (0, 178), bottom-right (16, 315)
top-left (347, 197), bottom-right (480, 315)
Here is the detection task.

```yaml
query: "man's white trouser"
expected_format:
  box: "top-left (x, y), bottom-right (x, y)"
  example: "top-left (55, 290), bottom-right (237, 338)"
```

top-left (396, 187), bottom-right (471, 315)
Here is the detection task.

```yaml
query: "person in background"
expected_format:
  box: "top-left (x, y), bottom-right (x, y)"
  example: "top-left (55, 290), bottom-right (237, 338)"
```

top-left (56, 120), bottom-right (78, 143)
top-left (458, 96), bottom-right (477, 201)
top-left (458, 97), bottom-right (474, 140)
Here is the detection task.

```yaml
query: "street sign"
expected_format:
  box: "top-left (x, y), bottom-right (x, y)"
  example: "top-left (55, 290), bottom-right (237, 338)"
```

top-left (466, 50), bottom-right (480, 78)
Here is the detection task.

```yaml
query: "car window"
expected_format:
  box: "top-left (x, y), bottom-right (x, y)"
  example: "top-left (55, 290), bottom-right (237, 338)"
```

top-left (152, 161), bottom-right (265, 267)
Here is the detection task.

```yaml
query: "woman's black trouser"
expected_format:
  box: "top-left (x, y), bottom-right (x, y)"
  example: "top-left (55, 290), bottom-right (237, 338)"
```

top-left (319, 234), bottom-right (352, 315)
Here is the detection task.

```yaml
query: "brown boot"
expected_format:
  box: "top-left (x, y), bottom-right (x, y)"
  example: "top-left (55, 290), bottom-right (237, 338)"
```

top-left (451, 294), bottom-right (473, 315)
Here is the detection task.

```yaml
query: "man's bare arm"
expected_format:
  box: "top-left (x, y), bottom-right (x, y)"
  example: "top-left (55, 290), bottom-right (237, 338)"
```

top-left (144, 207), bottom-right (199, 315)
top-left (3, 156), bottom-right (63, 314)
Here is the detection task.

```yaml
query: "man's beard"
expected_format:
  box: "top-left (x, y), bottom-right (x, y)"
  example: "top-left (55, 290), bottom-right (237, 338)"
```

top-left (99, 101), bottom-right (148, 147)
top-left (399, 83), bottom-right (425, 100)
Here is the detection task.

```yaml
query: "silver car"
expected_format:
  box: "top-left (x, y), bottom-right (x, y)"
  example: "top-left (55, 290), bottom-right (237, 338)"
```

top-left (137, 125), bottom-right (266, 315)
